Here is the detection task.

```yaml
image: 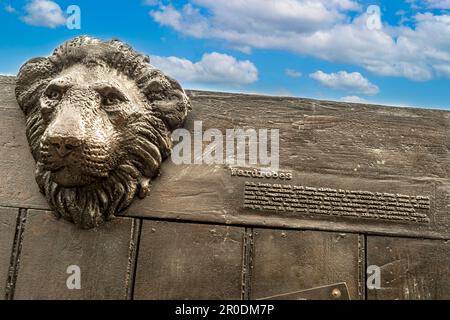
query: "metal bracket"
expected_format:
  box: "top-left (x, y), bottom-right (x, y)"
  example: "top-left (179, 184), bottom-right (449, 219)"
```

top-left (258, 282), bottom-right (350, 300)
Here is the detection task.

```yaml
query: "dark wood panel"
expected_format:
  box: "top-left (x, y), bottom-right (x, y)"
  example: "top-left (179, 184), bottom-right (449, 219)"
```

top-left (13, 210), bottom-right (137, 300)
top-left (0, 207), bottom-right (18, 299)
top-left (367, 236), bottom-right (450, 300)
top-left (134, 221), bottom-right (244, 299)
top-left (250, 229), bottom-right (363, 300)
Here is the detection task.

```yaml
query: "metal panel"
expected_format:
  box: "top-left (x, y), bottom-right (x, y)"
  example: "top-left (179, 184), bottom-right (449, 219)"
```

top-left (120, 91), bottom-right (450, 240)
top-left (258, 283), bottom-right (350, 300)
top-left (134, 221), bottom-right (244, 299)
top-left (13, 210), bottom-right (137, 299)
top-left (0, 77), bottom-right (47, 210)
top-left (2, 77), bottom-right (450, 239)
top-left (0, 207), bottom-right (18, 299)
top-left (250, 229), bottom-right (363, 300)
top-left (367, 236), bottom-right (450, 300)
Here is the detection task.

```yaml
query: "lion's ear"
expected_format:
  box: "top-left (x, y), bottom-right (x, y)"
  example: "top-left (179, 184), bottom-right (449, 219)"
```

top-left (142, 70), bottom-right (191, 131)
top-left (15, 57), bottom-right (57, 115)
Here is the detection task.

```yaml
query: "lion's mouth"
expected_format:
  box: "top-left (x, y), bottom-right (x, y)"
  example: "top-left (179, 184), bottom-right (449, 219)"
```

top-left (43, 161), bottom-right (65, 172)
top-left (49, 165), bottom-right (100, 187)
top-left (41, 156), bottom-right (108, 187)
top-left (41, 147), bottom-right (113, 184)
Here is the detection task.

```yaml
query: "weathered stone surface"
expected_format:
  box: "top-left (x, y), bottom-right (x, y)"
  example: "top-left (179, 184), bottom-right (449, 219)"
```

top-left (134, 221), bottom-right (244, 299)
top-left (0, 207), bottom-right (18, 299)
top-left (367, 236), bottom-right (450, 300)
top-left (13, 210), bottom-right (137, 299)
top-left (250, 229), bottom-right (363, 300)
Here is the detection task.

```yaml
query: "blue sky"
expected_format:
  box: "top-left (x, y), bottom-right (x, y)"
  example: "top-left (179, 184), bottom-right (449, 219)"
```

top-left (1, 0), bottom-right (450, 109)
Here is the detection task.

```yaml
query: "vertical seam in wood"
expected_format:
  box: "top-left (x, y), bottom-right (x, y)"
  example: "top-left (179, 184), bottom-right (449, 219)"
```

top-left (4, 208), bottom-right (27, 300)
top-left (125, 218), bottom-right (142, 300)
top-left (241, 227), bottom-right (254, 300)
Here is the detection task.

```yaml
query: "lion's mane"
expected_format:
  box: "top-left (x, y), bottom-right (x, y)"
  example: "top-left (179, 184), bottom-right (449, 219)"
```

top-left (15, 36), bottom-right (191, 228)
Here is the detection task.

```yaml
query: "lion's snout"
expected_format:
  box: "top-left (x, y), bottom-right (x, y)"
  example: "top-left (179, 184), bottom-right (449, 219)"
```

top-left (45, 135), bottom-right (81, 158)
top-left (42, 105), bottom-right (86, 160)
top-left (40, 103), bottom-right (117, 186)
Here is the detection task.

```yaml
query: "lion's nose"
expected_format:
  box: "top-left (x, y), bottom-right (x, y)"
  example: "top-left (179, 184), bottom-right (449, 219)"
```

top-left (47, 136), bottom-right (81, 157)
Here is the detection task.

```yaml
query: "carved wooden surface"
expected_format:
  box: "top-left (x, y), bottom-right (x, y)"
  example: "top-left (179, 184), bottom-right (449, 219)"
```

top-left (1, 75), bottom-right (450, 299)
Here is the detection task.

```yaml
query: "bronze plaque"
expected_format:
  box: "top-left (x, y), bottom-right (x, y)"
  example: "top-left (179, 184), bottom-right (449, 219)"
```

top-left (2, 76), bottom-right (450, 238)
top-left (2, 72), bottom-right (450, 300)
top-left (121, 92), bottom-right (450, 240)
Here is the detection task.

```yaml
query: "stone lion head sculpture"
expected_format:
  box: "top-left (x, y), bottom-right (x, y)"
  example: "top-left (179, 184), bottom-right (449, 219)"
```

top-left (15, 36), bottom-right (190, 229)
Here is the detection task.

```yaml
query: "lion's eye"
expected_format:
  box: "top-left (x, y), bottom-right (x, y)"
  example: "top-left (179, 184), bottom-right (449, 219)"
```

top-left (103, 94), bottom-right (121, 106)
top-left (47, 90), bottom-right (61, 100)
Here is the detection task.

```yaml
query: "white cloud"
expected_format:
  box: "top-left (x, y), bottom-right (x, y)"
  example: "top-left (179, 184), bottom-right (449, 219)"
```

top-left (425, 0), bottom-right (450, 9)
top-left (21, 0), bottom-right (66, 28)
top-left (151, 0), bottom-right (361, 38)
top-left (149, 1), bottom-right (450, 81)
top-left (433, 64), bottom-right (450, 78)
top-left (150, 52), bottom-right (258, 85)
top-left (285, 68), bottom-right (302, 78)
top-left (310, 70), bottom-right (379, 95)
top-left (405, 0), bottom-right (421, 10)
top-left (4, 4), bottom-right (16, 13)
top-left (340, 95), bottom-right (368, 103)
top-left (144, 0), bottom-right (160, 6)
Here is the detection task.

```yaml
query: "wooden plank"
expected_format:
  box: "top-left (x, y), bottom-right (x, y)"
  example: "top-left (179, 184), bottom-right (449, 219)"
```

top-left (367, 236), bottom-right (450, 299)
top-left (0, 207), bottom-right (18, 299)
top-left (134, 221), bottom-right (244, 299)
top-left (250, 229), bottom-right (363, 300)
top-left (13, 209), bottom-right (137, 300)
